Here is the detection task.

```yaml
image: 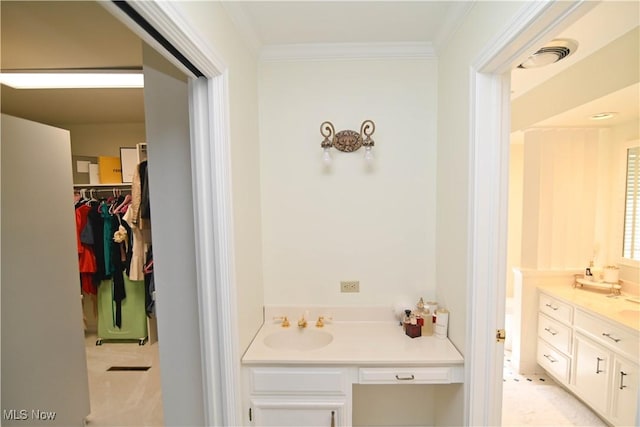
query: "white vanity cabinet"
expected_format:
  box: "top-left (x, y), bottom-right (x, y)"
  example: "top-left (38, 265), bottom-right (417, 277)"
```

top-left (244, 367), bottom-right (350, 426)
top-left (572, 332), bottom-right (611, 415)
top-left (536, 289), bottom-right (640, 426)
top-left (537, 294), bottom-right (573, 383)
top-left (573, 308), bottom-right (639, 426)
top-left (610, 354), bottom-right (639, 427)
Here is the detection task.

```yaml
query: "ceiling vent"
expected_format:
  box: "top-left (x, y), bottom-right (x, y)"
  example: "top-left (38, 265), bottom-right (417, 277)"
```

top-left (518, 39), bottom-right (578, 69)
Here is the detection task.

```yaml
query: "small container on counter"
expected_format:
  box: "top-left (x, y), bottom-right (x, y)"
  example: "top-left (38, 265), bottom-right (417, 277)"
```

top-left (426, 301), bottom-right (438, 323)
top-left (435, 308), bottom-right (449, 339)
top-left (405, 321), bottom-right (421, 338)
top-left (421, 309), bottom-right (433, 336)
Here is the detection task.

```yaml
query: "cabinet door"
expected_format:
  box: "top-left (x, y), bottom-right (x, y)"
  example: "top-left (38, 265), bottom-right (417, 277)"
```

top-left (573, 333), bottom-right (610, 416)
top-left (610, 356), bottom-right (639, 427)
top-left (251, 400), bottom-right (345, 427)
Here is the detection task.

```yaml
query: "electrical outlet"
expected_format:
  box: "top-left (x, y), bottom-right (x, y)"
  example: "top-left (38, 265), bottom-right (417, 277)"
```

top-left (340, 280), bottom-right (360, 293)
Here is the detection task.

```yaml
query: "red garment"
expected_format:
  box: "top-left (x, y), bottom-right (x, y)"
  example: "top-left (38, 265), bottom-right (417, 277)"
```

top-left (75, 204), bottom-right (97, 294)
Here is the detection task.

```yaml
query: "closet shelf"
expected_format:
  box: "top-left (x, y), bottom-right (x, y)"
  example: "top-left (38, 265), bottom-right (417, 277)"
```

top-left (74, 183), bottom-right (131, 187)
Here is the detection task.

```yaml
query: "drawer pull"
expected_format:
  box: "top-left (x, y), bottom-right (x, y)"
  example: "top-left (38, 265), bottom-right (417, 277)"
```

top-left (596, 357), bottom-right (604, 374)
top-left (620, 371), bottom-right (628, 390)
top-left (395, 374), bottom-right (415, 381)
top-left (544, 327), bottom-right (558, 336)
top-left (543, 354), bottom-right (557, 363)
top-left (602, 332), bottom-right (621, 343)
top-left (330, 410), bottom-right (335, 427)
top-left (545, 303), bottom-right (559, 311)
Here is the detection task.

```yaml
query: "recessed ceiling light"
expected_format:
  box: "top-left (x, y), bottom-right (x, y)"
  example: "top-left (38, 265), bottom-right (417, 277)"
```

top-left (518, 39), bottom-right (579, 69)
top-left (0, 72), bottom-right (143, 89)
top-left (589, 112), bottom-right (617, 121)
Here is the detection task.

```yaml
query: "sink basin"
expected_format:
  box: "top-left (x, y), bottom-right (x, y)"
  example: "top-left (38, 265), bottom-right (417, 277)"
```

top-left (264, 328), bottom-right (333, 351)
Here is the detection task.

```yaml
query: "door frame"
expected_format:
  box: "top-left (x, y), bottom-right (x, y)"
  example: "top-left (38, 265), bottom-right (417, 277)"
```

top-left (102, 1), bottom-right (240, 425)
top-left (104, 0), bottom-right (597, 425)
top-left (465, 1), bottom-right (596, 425)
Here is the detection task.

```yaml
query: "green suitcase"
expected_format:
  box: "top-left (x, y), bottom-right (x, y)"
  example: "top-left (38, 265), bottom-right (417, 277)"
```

top-left (96, 275), bottom-right (148, 345)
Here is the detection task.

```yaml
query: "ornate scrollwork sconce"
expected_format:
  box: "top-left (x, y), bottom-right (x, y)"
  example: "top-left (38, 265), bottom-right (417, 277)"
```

top-left (320, 120), bottom-right (375, 164)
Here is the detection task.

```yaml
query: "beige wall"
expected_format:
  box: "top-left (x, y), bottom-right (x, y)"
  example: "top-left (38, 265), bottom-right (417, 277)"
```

top-left (436, 0), bottom-right (525, 354)
top-left (259, 58), bottom-right (437, 307)
top-left (171, 1), bottom-right (263, 353)
top-left (67, 122), bottom-right (145, 157)
top-left (436, 2), bottom-right (526, 424)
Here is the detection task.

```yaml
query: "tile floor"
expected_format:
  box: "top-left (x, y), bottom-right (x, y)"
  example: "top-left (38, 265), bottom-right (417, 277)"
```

top-left (502, 351), bottom-right (606, 426)
top-left (82, 337), bottom-right (606, 427)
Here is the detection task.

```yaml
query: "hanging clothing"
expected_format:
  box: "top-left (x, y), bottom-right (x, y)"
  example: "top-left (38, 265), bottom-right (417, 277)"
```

top-left (123, 207), bottom-right (145, 281)
top-left (88, 202), bottom-right (108, 282)
top-left (75, 203), bottom-right (97, 294)
top-left (144, 247), bottom-right (155, 316)
top-left (110, 213), bottom-right (127, 328)
top-left (101, 202), bottom-right (114, 276)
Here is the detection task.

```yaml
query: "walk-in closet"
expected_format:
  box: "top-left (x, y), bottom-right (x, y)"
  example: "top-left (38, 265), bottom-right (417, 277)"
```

top-left (2, 2), bottom-right (177, 425)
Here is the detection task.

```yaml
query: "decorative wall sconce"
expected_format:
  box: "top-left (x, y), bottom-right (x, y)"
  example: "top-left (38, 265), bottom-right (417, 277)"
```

top-left (320, 120), bottom-right (375, 164)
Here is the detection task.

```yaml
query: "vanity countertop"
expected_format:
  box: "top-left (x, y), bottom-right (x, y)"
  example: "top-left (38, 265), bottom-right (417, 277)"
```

top-left (537, 283), bottom-right (640, 331)
top-left (241, 321), bottom-right (464, 366)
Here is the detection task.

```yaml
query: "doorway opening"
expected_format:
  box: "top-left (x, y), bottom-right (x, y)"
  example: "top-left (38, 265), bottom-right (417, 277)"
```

top-left (0, 2), bottom-right (191, 425)
top-left (500, 2), bottom-right (639, 426)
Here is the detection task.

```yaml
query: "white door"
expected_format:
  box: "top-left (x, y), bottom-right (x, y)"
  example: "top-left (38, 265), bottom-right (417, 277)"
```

top-left (141, 43), bottom-right (206, 425)
top-left (610, 355), bottom-right (639, 426)
top-left (1, 114), bottom-right (91, 426)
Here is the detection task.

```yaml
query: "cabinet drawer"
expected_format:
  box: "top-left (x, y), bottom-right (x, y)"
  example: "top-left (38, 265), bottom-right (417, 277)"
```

top-left (538, 313), bottom-right (572, 354)
top-left (539, 293), bottom-right (573, 324)
top-left (537, 339), bottom-right (570, 383)
top-left (249, 367), bottom-right (348, 395)
top-left (358, 366), bottom-right (463, 384)
top-left (574, 309), bottom-right (639, 360)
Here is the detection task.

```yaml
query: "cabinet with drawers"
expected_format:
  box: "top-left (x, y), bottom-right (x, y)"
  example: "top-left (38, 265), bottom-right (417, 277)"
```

top-left (243, 364), bottom-right (464, 426)
top-left (537, 290), bottom-right (639, 426)
top-left (537, 294), bottom-right (573, 383)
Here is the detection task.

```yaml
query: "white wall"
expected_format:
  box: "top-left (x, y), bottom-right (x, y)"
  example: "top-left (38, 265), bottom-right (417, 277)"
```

top-left (436, 0), bottom-right (525, 353)
top-left (506, 143), bottom-right (524, 298)
top-left (514, 120), bottom-right (639, 285)
top-left (436, 2), bottom-right (527, 425)
top-left (521, 128), bottom-right (610, 270)
top-left (259, 59), bottom-right (437, 307)
top-left (164, 1), bottom-right (263, 352)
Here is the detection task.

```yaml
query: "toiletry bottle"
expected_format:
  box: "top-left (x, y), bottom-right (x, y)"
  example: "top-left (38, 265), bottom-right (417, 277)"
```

top-left (416, 298), bottom-right (426, 328)
top-left (427, 301), bottom-right (438, 323)
top-left (422, 308), bottom-right (433, 336)
top-left (403, 309), bottom-right (412, 331)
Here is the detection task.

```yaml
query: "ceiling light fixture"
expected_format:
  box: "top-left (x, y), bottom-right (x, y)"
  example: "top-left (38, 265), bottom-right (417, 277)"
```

top-left (589, 112), bottom-right (617, 121)
top-left (0, 71), bottom-right (144, 89)
top-left (518, 39), bottom-right (578, 69)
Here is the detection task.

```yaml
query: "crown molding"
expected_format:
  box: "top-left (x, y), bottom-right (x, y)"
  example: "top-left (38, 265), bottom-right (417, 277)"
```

top-left (219, 1), bottom-right (262, 54)
top-left (432, 1), bottom-right (475, 54)
top-left (260, 42), bottom-right (436, 62)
